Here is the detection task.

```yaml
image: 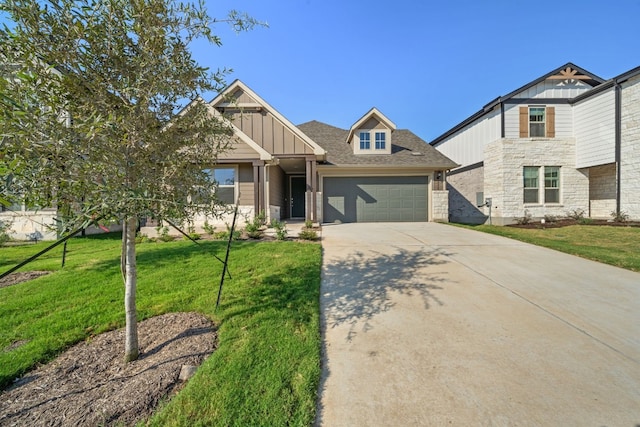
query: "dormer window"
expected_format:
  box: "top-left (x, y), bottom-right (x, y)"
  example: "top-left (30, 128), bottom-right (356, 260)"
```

top-left (375, 132), bottom-right (386, 150)
top-left (359, 132), bottom-right (371, 150)
top-left (348, 108), bottom-right (396, 155)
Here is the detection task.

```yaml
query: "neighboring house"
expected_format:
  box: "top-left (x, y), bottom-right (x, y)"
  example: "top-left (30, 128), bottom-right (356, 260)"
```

top-left (430, 62), bottom-right (640, 224)
top-left (178, 79), bottom-right (457, 230)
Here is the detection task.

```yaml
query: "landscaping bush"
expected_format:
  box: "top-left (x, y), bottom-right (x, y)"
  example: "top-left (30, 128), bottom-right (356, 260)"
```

top-left (514, 210), bottom-right (533, 225)
top-left (611, 210), bottom-right (630, 223)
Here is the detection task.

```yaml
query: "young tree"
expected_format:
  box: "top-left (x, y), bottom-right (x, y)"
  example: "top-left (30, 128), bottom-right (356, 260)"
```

top-left (0, 0), bottom-right (261, 362)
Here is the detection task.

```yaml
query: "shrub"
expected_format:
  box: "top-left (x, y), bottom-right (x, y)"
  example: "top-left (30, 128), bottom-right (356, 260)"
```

top-left (566, 208), bottom-right (586, 220)
top-left (514, 210), bottom-right (532, 225)
top-left (135, 232), bottom-right (153, 244)
top-left (271, 220), bottom-right (288, 240)
top-left (578, 217), bottom-right (593, 225)
top-left (202, 220), bottom-right (216, 236)
top-left (543, 214), bottom-right (557, 223)
top-left (216, 224), bottom-right (241, 241)
top-left (0, 220), bottom-right (12, 246)
top-left (304, 219), bottom-right (313, 229)
top-left (245, 215), bottom-right (265, 239)
top-left (157, 226), bottom-right (175, 242)
top-left (298, 229), bottom-right (318, 241)
top-left (255, 210), bottom-right (267, 227)
top-left (611, 210), bottom-right (629, 223)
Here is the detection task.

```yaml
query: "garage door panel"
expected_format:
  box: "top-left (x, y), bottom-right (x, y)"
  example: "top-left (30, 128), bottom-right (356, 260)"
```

top-left (323, 176), bottom-right (428, 223)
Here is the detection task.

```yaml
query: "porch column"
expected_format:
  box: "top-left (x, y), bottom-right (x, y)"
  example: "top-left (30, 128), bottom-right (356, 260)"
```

top-left (253, 161), bottom-right (265, 215)
top-left (305, 159), bottom-right (312, 222)
top-left (253, 164), bottom-right (260, 214)
top-left (311, 159), bottom-right (317, 222)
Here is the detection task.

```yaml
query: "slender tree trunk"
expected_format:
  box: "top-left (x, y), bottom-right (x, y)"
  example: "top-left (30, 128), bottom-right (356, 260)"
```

top-left (123, 216), bottom-right (139, 362)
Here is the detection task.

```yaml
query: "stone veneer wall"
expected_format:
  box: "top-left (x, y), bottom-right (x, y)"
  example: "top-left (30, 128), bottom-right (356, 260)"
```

top-left (620, 75), bottom-right (640, 220)
top-left (484, 138), bottom-right (589, 223)
top-left (446, 164), bottom-right (487, 224)
top-left (588, 163), bottom-right (616, 218)
top-left (431, 190), bottom-right (449, 222)
top-left (0, 211), bottom-right (58, 241)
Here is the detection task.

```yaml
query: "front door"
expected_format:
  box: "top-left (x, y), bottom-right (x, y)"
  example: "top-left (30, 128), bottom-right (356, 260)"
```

top-left (290, 176), bottom-right (306, 218)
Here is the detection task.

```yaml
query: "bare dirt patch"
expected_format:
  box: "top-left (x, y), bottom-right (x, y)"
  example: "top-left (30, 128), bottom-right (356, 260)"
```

top-left (0, 271), bottom-right (51, 289)
top-left (0, 312), bottom-right (217, 426)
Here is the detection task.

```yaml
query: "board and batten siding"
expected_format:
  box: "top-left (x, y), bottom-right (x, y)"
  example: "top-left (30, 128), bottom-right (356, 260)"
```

top-left (433, 107), bottom-right (500, 167)
top-left (230, 111), bottom-right (313, 156)
top-left (504, 103), bottom-right (572, 139)
top-left (511, 79), bottom-right (593, 99)
top-left (574, 87), bottom-right (616, 169)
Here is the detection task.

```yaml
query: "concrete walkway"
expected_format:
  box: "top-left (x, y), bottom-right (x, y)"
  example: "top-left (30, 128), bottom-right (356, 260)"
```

top-left (316, 222), bottom-right (640, 426)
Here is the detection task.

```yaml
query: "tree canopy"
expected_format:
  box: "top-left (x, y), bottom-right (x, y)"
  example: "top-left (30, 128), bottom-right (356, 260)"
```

top-left (0, 0), bottom-right (262, 361)
top-left (1, 0), bottom-right (261, 227)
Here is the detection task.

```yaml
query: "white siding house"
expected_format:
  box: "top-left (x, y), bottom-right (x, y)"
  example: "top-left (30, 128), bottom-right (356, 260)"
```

top-left (432, 62), bottom-right (640, 224)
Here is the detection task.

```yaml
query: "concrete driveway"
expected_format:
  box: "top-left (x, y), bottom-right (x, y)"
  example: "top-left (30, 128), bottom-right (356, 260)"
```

top-left (316, 222), bottom-right (640, 426)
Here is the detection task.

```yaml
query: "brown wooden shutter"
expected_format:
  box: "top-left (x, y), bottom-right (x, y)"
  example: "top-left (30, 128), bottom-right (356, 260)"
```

top-left (546, 106), bottom-right (555, 138)
top-left (519, 106), bottom-right (528, 138)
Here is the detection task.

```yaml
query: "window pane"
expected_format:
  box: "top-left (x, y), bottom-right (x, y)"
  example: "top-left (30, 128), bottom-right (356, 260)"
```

top-left (523, 167), bottom-right (539, 203)
top-left (529, 107), bottom-right (545, 137)
top-left (544, 166), bottom-right (560, 203)
top-left (530, 123), bottom-right (545, 137)
top-left (216, 187), bottom-right (235, 204)
top-left (524, 189), bottom-right (539, 204)
top-left (545, 189), bottom-right (559, 203)
top-left (529, 107), bottom-right (545, 122)
top-left (213, 168), bottom-right (235, 185)
top-left (359, 132), bottom-right (370, 150)
top-left (375, 132), bottom-right (385, 149)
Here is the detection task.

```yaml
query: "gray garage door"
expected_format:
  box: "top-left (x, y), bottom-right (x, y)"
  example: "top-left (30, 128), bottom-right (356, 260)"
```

top-left (323, 176), bottom-right (428, 223)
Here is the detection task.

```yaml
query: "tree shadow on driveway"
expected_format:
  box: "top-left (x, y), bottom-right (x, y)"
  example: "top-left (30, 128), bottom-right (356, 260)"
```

top-left (321, 246), bottom-right (452, 342)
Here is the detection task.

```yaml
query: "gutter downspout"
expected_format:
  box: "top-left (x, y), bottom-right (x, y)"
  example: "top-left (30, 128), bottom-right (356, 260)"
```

top-left (500, 102), bottom-right (505, 138)
top-left (615, 83), bottom-right (622, 215)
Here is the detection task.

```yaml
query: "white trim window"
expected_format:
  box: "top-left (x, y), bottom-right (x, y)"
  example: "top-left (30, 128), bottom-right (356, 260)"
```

top-left (359, 131), bottom-right (371, 150)
top-left (204, 167), bottom-right (237, 205)
top-left (374, 132), bottom-right (386, 150)
top-left (529, 107), bottom-right (546, 137)
top-left (523, 166), bottom-right (539, 204)
top-left (544, 166), bottom-right (560, 203)
top-left (523, 166), bottom-right (561, 204)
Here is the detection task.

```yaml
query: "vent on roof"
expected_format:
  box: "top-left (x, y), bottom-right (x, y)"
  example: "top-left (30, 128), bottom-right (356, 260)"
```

top-left (411, 152), bottom-right (423, 156)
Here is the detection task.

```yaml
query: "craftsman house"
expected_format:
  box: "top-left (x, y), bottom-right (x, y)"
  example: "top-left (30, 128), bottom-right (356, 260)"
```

top-left (431, 63), bottom-right (640, 224)
top-left (189, 80), bottom-right (457, 228)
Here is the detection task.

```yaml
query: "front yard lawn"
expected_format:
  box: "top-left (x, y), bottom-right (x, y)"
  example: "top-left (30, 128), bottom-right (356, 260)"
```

top-left (453, 224), bottom-right (640, 272)
top-left (0, 234), bottom-right (321, 426)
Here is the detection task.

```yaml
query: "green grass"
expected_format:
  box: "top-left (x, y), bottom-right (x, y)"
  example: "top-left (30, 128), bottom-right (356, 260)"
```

top-left (452, 223), bottom-right (640, 272)
top-left (0, 234), bottom-right (322, 426)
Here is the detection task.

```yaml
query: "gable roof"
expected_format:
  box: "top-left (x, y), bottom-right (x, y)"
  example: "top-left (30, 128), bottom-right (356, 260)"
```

top-left (430, 62), bottom-right (605, 146)
top-left (346, 107), bottom-right (397, 143)
top-left (299, 120), bottom-right (458, 169)
top-left (210, 80), bottom-right (326, 158)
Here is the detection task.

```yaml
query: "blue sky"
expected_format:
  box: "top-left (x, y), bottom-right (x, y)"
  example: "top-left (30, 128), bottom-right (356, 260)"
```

top-left (3, 0), bottom-right (640, 141)
top-left (204, 0), bottom-right (640, 141)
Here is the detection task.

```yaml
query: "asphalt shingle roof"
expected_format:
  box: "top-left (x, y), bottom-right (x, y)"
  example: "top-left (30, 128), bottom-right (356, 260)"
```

top-left (297, 120), bottom-right (458, 169)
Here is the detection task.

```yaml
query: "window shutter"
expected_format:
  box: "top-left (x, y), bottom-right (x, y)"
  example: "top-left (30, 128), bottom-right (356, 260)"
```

top-left (519, 107), bottom-right (528, 138)
top-left (546, 106), bottom-right (555, 137)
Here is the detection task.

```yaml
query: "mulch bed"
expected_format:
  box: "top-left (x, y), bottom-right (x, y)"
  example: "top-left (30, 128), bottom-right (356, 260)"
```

top-left (508, 218), bottom-right (640, 229)
top-left (0, 312), bottom-right (217, 427)
top-left (0, 271), bottom-right (52, 289)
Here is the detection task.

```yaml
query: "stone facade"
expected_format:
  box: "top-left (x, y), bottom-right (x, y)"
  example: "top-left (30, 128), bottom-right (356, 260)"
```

top-left (587, 163), bottom-right (616, 218)
top-left (431, 190), bottom-right (449, 222)
top-left (620, 76), bottom-right (640, 220)
top-left (446, 164), bottom-right (487, 224)
top-left (484, 138), bottom-right (589, 224)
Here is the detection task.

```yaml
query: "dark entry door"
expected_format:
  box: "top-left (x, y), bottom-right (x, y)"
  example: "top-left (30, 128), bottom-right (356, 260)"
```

top-left (290, 176), bottom-right (306, 218)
